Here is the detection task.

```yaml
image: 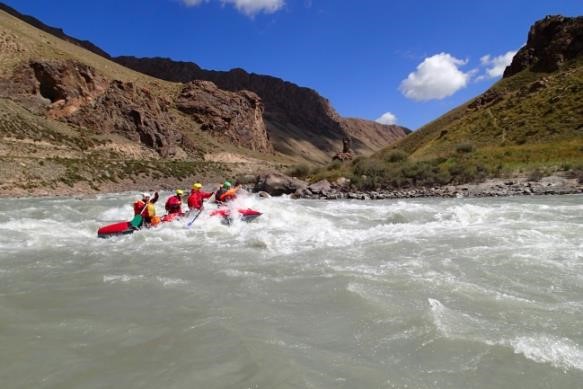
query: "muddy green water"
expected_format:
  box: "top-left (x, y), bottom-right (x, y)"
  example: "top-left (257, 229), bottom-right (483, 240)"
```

top-left (0, 193), bottom-right (582, 388)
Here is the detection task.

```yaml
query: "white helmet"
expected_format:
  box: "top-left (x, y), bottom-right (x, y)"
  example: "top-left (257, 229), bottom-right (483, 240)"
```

top-left (141, 192), bottom-right (151, 199)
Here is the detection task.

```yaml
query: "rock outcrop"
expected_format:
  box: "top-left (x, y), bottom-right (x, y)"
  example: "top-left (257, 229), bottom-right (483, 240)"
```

top-left (176, 80), bottom-right (272, 152)
top-left (68, 80), bottom-right (186, 157)
top-left (504, 15), bottom-right (583, 77)
top-left (333, 137), bottom-right (354, 161)
top-left (2, 60), bottom-right (187, 156)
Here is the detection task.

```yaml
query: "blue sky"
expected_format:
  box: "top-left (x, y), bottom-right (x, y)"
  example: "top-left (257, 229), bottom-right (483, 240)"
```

top-left (4, 0), bottom-right (582, 129)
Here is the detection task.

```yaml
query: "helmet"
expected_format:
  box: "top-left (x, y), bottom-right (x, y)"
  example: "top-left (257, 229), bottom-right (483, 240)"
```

top-left (223, 180), bottom-right (232, 189)
top-left (192, 183), bottom-right (202, 190)
top-left (141, 192), bottom-right (150, 199)
top-left (176, 189), bottom-right (184, 196)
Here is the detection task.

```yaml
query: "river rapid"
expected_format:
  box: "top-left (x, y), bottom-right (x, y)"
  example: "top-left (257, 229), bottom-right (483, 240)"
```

top-left (0, 193), bottom-right (582, 388)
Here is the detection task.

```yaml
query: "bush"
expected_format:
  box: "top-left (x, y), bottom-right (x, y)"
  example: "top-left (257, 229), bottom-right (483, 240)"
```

top-left (327, 160), bottom-right (343, 171)
top-left (286, 163), bottom-right (311, 178)
top-left (383, 150), bottom-right (408, 163)
top-left (455, 143), bottom-right (474, 154)
top-left (353, 158), bottom-right (387, 178)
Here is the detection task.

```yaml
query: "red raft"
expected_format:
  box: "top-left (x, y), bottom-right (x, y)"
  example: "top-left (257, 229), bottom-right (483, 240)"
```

top-left (97, 221), bottom-right (136, 238)
top-left (209, 208), bottom-right (263, 225)
top-left (97, 209), bottom-right (262, 238)
top-left (97, 213), bottom-right (185, 239)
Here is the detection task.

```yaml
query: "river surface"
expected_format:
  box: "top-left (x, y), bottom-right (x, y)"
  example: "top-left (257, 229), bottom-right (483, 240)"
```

top-left (0, 193), bottom-right (582, 388)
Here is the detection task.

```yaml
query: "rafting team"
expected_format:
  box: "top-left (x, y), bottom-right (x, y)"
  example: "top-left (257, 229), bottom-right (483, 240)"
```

top-left (133, 180), bottom-right (239, 227)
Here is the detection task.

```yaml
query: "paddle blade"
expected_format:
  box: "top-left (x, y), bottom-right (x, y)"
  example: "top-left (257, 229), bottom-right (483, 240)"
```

top-left (130, 214), bottom-right (143, 229)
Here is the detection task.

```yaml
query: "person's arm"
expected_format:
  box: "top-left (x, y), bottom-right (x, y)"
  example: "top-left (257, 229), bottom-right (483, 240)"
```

top-left (151, 192), bottom-right (159, 204)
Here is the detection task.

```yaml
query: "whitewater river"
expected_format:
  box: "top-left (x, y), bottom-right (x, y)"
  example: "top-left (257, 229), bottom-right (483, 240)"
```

top-left (0, 193), bottom-right (582, 388)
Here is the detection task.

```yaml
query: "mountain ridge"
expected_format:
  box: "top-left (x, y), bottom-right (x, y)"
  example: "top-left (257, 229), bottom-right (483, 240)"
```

top-left (113, 56), bottom-right (409, 162)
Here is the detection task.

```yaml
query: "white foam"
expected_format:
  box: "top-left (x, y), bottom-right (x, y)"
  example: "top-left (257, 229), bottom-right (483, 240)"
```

top-left (103, 274), bottom-right (144, 283)
top-left (156, 276), bottom-right (188, 287)
top-left (510, 335), bottom-right (583, 371)
top-left (429, 298), bottom-right (583, 372)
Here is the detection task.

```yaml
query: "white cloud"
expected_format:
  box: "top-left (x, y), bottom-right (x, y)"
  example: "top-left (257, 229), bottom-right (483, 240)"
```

top-left (399, 53), bottom-right (471, 101)
top-left (182, 0), bottom-right (208, 5)
top-left (222, 0), bottom-right (284, 16)
top-left (181, 0), bottom-right (285, 16)
top-left (375, 112), bottom-right (397, 125)
top-left (480, 50), bottom-right (517, 79)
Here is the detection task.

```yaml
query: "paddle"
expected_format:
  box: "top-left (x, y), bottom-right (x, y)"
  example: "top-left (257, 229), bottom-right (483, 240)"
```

top-left (185, 209), bottom-right (202, 228)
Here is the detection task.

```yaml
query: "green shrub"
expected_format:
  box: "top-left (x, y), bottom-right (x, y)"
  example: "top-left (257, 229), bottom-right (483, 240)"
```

top-left (286, 163), bottom-right (311, 178)
top-left (384, 150), bottom-right (409, 163)
top-left (327, 160), bottom-right (343, 171)
top-left (455, 143), bottom-right (474, 154)
top-left (353, 158), bottom-right (387, 178)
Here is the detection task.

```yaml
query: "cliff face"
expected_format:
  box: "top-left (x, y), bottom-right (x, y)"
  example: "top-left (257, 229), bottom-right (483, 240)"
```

top-left (114, 56), bottom-right (409, 162)
top-left (504, 15), bottom-right (583, 77)
top-left (176, 80), bottom-right (272, 152)
top-left (113, 57), bottom-right (342, 138)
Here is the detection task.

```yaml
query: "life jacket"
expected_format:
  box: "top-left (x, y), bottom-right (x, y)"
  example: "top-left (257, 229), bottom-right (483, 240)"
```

top-left (219, 187), bottom-right (238, 203)
top-left (165, 195), bottom-right (182, 214)
top-left (145, 203), bottom-right (158, 225)
top-left (188, 190), bottom-right (213, 210)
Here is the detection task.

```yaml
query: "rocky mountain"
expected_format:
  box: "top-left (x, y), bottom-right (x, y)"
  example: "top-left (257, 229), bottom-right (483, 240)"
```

top-left (0, 2), bottom-right (408, 195)
top-left (114, 56), bottom-right (410, 162)
top-left (0, 1), bottom-right (408, 166)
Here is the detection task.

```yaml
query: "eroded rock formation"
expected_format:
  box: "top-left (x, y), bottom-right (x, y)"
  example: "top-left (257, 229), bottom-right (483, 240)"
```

top-left (176, 80), bottom-right (272, 152)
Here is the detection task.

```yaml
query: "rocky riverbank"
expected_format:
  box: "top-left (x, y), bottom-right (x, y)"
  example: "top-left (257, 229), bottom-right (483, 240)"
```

top-left (252, 172), bottom-right (583, 200)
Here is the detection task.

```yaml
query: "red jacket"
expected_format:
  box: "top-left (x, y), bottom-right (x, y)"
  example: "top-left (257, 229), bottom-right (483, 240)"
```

top-left (165, 195), bottom-right (183, 214)
top-left (187, 190), bottom-right (213, 210)
top-left (133, 193), bottom-right (158, 217)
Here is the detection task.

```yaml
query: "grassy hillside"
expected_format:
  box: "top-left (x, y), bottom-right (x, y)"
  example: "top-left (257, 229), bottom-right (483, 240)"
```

top-left (310, 55), bottom-right (583, 189)
top-left (393, 57), bottom-right (583, 162)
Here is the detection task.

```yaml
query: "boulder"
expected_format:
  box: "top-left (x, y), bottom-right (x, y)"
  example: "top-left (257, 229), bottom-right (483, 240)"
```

top-left (253, 172), bottom-right (307, 196)
top-left (308, 179), bottom-right (332, 195)
top-left (334, 176), bottom-right (350, 188)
